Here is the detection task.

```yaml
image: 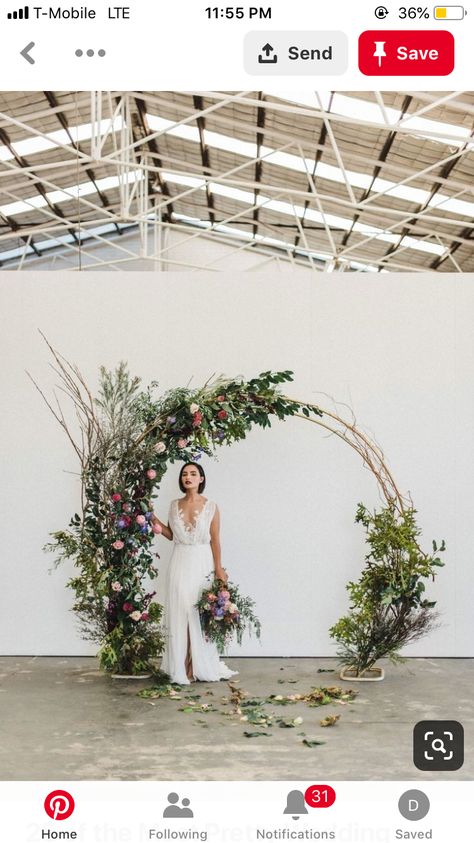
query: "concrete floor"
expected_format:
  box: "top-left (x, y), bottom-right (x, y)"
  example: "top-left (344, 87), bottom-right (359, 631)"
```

top-left (0, 657), bottom-right (472, 780)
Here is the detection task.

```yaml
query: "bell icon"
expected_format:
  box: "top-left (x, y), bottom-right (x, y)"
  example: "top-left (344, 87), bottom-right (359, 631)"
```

top-left (283, 790), bottom-right (308, 820)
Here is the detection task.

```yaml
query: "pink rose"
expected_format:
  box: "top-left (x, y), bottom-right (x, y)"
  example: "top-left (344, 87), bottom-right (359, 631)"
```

top-left (217, 395), bottom-right (225, 402)
top-left (192, 411), bottom-right (203, 428)
top-left (129, 610), bottom-right (141, 622)
top-left (177, 438), bottom-right (188, 448)
top-left (140, 612), bottom-right (149, 621)
top-left (154, 442), bottom-right (166, 454)
top-left (122, 503), bottom-right (131, 512)
top-left (207, 593), bottom-right (217, 601)
top-left (220, 590), bottom-right (230, 600)
top-left (111, 493), bottom-right (121, 502)
top-left (152, 522), bottom-right (162, 534)
top-left (111, 581), bottom-right (122, 592)
top-left (122, 602), bottom-right (133, 612)
top-left (217, 410), bottom-right (227, 420)
top-left (112, 540), bottom-right (124, 550)
top-left (146, 469), bottom-right (157, 480)
top-left (136, 514), bottom-right (146, 525)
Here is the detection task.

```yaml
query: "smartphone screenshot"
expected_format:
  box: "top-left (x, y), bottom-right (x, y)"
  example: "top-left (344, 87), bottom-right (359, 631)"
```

top-left (0, 1), bottom-right (472, 841)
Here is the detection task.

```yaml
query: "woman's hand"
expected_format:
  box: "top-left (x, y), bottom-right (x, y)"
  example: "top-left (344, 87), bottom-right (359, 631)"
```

top-left (215, 567), bottom-right (228, 584)
top-left (151, 513), bottom-right (173, 541)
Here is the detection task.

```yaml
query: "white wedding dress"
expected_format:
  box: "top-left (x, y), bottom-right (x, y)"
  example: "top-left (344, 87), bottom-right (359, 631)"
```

top-left (160, 498), bottom-right (238, 685)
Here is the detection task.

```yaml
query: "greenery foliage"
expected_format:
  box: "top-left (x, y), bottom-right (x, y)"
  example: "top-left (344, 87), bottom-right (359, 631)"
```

top-left (330, 503), bottom-right (445, 675)
top-left (45, 364), bottom-right (318, 674)
top-left (38, 344), bottom-right (445, 679)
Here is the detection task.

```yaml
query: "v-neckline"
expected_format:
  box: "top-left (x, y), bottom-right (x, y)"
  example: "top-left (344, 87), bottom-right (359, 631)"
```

top-left (177, 498), bottom-right (208, 531)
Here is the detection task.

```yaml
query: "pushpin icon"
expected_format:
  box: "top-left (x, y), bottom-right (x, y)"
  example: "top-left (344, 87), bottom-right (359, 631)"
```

top-left (373, 40), bottom-right (387, 67)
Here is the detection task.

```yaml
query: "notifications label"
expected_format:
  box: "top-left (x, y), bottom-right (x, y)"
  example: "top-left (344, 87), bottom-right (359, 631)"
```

top-left (358, 30), bottom-right (455, 75)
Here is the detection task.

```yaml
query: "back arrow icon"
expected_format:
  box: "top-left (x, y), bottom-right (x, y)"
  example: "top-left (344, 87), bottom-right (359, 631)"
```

top-left (20, 41), bottom-right (35, 64)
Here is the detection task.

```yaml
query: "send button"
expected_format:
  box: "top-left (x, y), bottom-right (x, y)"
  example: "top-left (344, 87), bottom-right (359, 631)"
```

top-left (244, 31), bottom-right (348, 75)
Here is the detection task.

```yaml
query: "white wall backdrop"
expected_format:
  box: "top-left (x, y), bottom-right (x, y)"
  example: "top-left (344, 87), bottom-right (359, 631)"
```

top-left (0, 272), bottom-right (472, 657)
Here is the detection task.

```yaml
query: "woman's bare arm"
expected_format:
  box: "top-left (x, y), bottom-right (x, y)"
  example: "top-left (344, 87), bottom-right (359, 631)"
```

top-left (210, 506), bottom-right (228, 583)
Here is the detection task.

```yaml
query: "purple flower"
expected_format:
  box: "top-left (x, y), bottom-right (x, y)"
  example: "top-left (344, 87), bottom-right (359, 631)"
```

top-left (217, 432), bottom-right (225, 440)
top-left (117, 518), bottom-right (127, 529)
top-left (167, 416), bottom-right (176, 425)
top-left (214, 608), bottom-right (224, 618)
top-left (140, 525), bottom-right (149, 534)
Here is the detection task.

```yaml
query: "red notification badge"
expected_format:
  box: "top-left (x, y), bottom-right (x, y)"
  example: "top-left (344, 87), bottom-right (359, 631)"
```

top-left (305, 784), bottom-right (336, 808)
top-left (358, 30), bottom-right (454, 75)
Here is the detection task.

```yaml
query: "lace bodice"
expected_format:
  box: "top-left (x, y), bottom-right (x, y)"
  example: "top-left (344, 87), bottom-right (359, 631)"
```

top-left (169, 498), bottom-right (217, 545)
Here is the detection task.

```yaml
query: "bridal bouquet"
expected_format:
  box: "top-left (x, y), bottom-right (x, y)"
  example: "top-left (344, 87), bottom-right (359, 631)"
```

top-left (196, 576), bottom-right (261, 654)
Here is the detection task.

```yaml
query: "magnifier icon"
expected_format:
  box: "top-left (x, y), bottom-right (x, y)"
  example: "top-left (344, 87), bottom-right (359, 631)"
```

top-left (431, 738), bottom-right (446, 753)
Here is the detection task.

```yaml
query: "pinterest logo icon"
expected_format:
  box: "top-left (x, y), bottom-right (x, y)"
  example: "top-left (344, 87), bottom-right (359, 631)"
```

top-left (44, 790), bottom-right (75, 821)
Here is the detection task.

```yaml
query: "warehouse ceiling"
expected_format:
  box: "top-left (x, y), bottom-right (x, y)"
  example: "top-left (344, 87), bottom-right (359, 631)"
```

top-left (0, 90), bottom-right (473, 271)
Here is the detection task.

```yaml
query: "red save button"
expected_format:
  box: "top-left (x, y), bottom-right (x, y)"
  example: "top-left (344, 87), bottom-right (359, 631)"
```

top-left (359, 30), bottom-right (454, 75)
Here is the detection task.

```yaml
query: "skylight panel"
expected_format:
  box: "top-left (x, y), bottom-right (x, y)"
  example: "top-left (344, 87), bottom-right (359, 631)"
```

top-left (401, 115), bottom-right (472, 146)
top-left (146, 114), bottom-right (200, 143)
top-left (427, 193), bottom-right (474, 217)
top-left (0, 118), bottom-right (124, 163)
top-left (204, 130), bottom-right (257, 158)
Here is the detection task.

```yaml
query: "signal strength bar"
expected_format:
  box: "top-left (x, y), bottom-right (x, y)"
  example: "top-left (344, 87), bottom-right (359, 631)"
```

top-left (7, 5), bottom-right (30, 18)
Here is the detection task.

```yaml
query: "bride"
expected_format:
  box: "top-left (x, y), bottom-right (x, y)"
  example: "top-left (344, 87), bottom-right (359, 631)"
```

top-left (152, 462), bottom-right (238, 685)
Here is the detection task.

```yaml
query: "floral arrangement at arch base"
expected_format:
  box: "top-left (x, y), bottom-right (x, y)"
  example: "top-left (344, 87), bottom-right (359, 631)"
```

top-left (32, 335), bottom-right (445, 679)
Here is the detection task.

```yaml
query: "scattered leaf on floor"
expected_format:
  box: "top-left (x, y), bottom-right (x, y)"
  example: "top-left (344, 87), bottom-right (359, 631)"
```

top-left (320, 715), bottom-right (341, 727)
top-left (277, 716), bottom-right (304, 729)
top-left (243, 731), bottom-right (272, 738)
top-left (138, 685), bottom-right (182, 700)
top-left (302, 738), bottom-right (326, 747)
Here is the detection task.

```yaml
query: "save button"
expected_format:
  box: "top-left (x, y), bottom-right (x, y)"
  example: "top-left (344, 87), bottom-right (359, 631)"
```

top-left (358, 30), bottom-right (454, 76)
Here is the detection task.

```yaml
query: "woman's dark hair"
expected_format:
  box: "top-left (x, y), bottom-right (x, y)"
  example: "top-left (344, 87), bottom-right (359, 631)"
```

top-left (179, 462), bottom-right (206, 494)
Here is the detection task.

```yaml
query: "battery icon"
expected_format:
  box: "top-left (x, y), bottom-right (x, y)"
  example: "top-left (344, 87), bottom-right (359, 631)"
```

top-left (434, 6), bottom-right (466, 18)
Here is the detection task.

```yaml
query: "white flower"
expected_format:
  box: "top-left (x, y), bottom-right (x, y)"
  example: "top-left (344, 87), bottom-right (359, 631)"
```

top-left (293, 716), bottom-right (304, 726)
top-left (228, 603), bottom-right (238, 613)
top-left (129, 610), bottom-right (142, 622)
top-left (111, 581), bottom-right (122, 592)
top-left (190, 403), bottom-right (200, 414)
top-left (102, 596), bottom-right (109, 607)
top-left (154, 442), bottom-right (166, 454)
top-left (134, 594), bottom-right (141, 602)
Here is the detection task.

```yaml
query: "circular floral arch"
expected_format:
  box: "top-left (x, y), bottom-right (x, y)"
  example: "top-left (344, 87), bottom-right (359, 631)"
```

top-left (32, 336), bottom-right (444, 678)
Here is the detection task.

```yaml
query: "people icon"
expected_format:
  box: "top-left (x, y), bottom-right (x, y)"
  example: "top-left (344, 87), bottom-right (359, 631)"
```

top-left (163, 792), bottom-right (194, 819)
top-left (180, 798), bottom-right (193, 818)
